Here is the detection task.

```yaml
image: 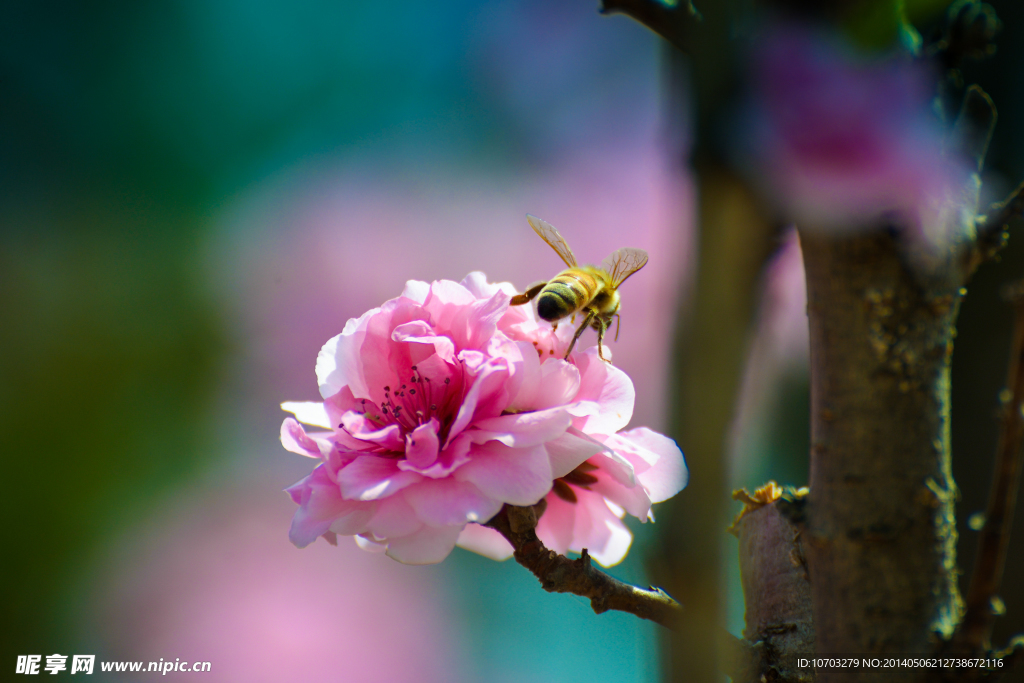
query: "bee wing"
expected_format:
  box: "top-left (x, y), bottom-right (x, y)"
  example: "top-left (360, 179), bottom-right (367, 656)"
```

top-left (602, 247), bottom-right (649, 288)
top-left (526, 214), bottom-right (577, 268)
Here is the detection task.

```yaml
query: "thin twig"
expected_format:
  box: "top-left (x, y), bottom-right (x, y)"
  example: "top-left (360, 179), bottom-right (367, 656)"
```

top-left (485, 503), bottom-right (682, 629)
top-left (959, 284), bottom-right (1024, 650)
top-left (598, 0), bottom-right (695, 52)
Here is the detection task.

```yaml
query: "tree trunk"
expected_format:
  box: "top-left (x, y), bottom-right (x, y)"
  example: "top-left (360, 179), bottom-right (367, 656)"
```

top-left (800, 229), bottom-right (963, 681)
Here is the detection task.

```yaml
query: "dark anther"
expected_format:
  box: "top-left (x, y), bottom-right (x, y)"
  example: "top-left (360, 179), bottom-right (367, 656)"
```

top-left (563, 469), bottom-right (599, 488)
top-left (552, 479), bottom-right (578, 503)
top-left (410, 389), bottom-right (416, 395)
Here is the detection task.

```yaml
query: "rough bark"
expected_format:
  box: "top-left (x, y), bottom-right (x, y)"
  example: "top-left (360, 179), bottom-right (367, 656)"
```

top-left (732, 485), bottom-right (816, 683)
top-left (800, 229), bottom-right (963, 681)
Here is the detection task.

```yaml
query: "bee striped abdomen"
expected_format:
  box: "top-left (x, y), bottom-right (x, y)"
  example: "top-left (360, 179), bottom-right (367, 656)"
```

top-left (537, 270), bottom-right (597, 322)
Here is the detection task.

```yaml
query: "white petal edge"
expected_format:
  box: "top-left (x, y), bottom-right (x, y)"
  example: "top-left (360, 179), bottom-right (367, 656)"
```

top-left (281, 401), bottom-right (332, 429)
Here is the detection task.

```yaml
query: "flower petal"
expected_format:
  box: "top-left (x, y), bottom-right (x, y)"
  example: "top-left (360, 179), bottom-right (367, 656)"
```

top-left (281, 401), bottom-right (332, 429)
top-left (405, 418), bottom-right (441, 469)
top-left (615, 428), bottom-right (688, 503)
top-left (391, 321), bottom-right (457, 363)
top-left (363, 493), bottom-right (423, 540)
top-left (385, 524), bottom-right (463, 565)
top-left (316, 307), bottom-right (379, 399)
top-left (403, 477), bottom-right (503, 527)
top-left (536, 493), bottom-right (576, 555)
top-left (453, 442), bottom-right (553, 506)
top-left (401, 279), bottom-right (430, 303)
top-left (401, 431), bottom-right (473, 479)
top-left (286, 465), bottom-right (371, 548)
top-left (280, 418), bottom-right (332, 460)
top-left (455, 523), bottom-right (514, 561)
top-left (337, 456), bottom-right (422, 501)
top-left (544, 430), bottom-right (607, 479)
top-left (340, 411), bottom-right (404, 451)
top-left (445, 358), bottom-right (510, 444)
top-left (569, 349), bottom-right (635, 433)
top-left (470, 407), bottom-right (572, 448)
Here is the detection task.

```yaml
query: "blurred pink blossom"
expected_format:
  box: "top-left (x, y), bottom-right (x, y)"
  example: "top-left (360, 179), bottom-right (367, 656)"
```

top-left (282, 272), bottom-right (686, 566)
top-left (746, 24), bottom-right (976, 261)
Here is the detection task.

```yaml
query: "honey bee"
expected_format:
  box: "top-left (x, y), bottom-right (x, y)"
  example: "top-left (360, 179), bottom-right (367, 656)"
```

top-left (510, 214), bottom-right (648, 362)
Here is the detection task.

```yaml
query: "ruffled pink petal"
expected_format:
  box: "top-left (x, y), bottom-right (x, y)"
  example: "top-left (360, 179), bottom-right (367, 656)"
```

top-left (445, 357), bottom-right (510, 445)
top-left (589, 469), bottom-right (652, 520)
top-left (362, 493), bottom-right (423, 540)
top-left (535, 494), bottom-right (576, 555)
top-left (337, 456), bottom-right (423, 501)
top-left (470, 407), bottom-right (572, 448)
top-left (280, 418), bottom-right (331, 460)
top-left (614, 428), bottom-right (688, 503)
top-left (339, 411), bottom-right (404, 451)
top-left (423, 280), bottom-right (509, 352)
top-left (506, 345), bottom-right (581, 413)
top-left (400, 431), bottom-right (473, 479)
top-left (453, 442), bottom-right (553, 506)
top-left (405, 418), bottom-right (441, 469)
top-left (286, 465), bottom-right (370, 548)
top-left (589, 447), bottom-right (638, 488)
top-left (580, 501), bottom-right (633, 568)
top-left (327, 504), bottom-right (377, 536)
top-left (400, 279), bottom-right (430, 303)
top-left (544, 429), bottom-right (607, 479)
top-left (460, 271), bottom-right (516, 300)
top-left (391, 321), bottom-right (457, 363)
top-left (569, 348), bottom-right (635, 434)
top-left (562, 489), bottom-right (634, 568)
top-left (360, 297), bottom-right (430, 405)
top-left (455, 523), bottom-right (514, 561)
top-left (402, 478), bottom-right (503, 527)
top-left (384, 524), bottom-right (463, 565)
top-left (462, 290), bottom-right (510, 350)
top-left (319, 387), bottom-right (383, 451)
top-left (315, 306), bottom-right (379, 400)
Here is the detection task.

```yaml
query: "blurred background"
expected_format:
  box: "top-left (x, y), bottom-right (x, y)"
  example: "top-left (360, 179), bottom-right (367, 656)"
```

top-left (2, 0), bottom-right (1024, 681)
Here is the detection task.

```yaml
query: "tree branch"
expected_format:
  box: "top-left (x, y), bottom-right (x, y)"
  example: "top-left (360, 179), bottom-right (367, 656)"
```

top-left (730, 484), bottom-right (815, 683)
top-left (958, 284), bottom-right (1024, 651)
top-left (485, 503), bottom-right (682, 629)
top-left (598, 0), bottom-right (696, 52)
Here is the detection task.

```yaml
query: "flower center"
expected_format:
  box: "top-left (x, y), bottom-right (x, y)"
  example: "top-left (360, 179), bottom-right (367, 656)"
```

top-left (373, 364), bottom-right (463, 447)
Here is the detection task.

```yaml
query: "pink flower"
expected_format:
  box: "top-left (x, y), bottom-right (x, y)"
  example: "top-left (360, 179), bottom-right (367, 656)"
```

top-left (744, 24), bottom-right (976, 260)
top-left (281, 272), bottom-right (686, 565)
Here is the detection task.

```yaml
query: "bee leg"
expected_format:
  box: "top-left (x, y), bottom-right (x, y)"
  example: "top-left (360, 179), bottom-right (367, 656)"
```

top-left (510, 282), bottom-right (546, 306)
top-left (613, 314), bottom-right (621, 342)
top-left (596, 317), bottom-right (612, 363)
top-left (564, 309), bottom-right (596, 360)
